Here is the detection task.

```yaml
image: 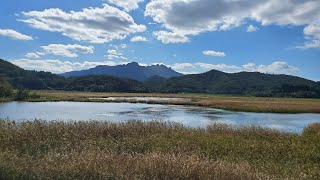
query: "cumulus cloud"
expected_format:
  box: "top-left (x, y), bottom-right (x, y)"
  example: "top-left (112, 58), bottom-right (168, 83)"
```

top-left (247, 25), bottom-right (258, 32)
top-left (40, 44), bottom-right (94, 58)
top-left (153, 31), bottom-right (189, 44)
top-left (145, 0), bottom-right (320, 44)
top-left (10, 59), bottom-right (120, 74)
top-left (203, 50), bottom-right (226, 57)
top-left (0, 29), bottom-right (33, 40)
top-left (298, 20), bottom-right (320, 49)
top-left (20, 4), bottom-right (146, 43)
top-left (130, 36), bottom-right (148, 42)
top-left (107, 0), bottom-right (144, 12)
top-left (106, 49), bottom-right (127, 60)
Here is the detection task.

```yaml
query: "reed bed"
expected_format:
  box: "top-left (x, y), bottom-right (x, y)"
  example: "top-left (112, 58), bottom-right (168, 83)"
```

top-left (0, 120), bottom-right (320, 179)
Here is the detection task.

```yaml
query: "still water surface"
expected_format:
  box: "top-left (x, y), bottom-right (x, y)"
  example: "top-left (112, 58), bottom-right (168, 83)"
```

top-left (0, 101), bottom-right (320, 133)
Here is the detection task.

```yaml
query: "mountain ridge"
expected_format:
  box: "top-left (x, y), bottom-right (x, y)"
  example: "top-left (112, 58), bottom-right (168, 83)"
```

top-left (1, 59), bottom-right (319, 98)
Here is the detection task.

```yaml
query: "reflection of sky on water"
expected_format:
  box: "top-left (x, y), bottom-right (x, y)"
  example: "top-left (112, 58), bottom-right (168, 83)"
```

top-left (0, 102), bottom-right (320, 133)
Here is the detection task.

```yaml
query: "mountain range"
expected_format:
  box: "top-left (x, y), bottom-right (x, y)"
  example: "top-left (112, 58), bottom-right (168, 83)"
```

top-left (1, 59), bottom-right (320, 98)
top-left (61, 62), bottom-right (183, 81)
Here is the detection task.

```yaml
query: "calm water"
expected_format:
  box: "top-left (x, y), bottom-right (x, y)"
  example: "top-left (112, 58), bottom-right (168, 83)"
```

top-left (1, 101), bottom-right (320, 133)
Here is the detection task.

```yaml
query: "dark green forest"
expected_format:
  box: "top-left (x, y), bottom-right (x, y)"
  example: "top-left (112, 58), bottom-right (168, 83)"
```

top-left (1, 59), bottom-right (320, 98)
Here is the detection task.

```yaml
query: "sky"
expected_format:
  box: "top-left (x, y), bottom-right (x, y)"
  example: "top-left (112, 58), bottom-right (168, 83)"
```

top-left (0, 0), bottom-right (319, 81)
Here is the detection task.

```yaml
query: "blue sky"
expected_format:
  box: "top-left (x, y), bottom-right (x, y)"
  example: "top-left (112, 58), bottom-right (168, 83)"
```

top-left (0, 0), bottom-right (319, 81)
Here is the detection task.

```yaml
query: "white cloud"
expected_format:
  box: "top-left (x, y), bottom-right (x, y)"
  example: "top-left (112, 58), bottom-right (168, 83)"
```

top-left (10, 59), bottom-right (120, 74)
top-left (153, 31), bottom-right (189, 44)
top-left (170, 63), bottom-right (195, 71)
top-left (298, 20), bottom-right (320, 49)
top-left (25, 53), bottom-right (40, 59)
top-left (106, 49), bottom-right (127, 60)
top-left (20, 4), bottom-right (146, 43)
top-left (242, 62), bottom-right (299, 75)
top-left (40, 44), bottom-right (94, 58)
top-left (247, 25), bottom-right (258, 32)
top-left (203, 50), bottom-right (226, 57)
top-left (0, 29), bottom-right (33, 40)
top-left (107, 0), bottom-right (144, 12)
top-left (130, 36), bottom-right (148, 42)
top-left (145, 0), bottom-right (320, 44)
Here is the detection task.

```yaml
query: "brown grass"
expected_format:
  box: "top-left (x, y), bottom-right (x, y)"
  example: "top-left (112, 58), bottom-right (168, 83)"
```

top-left (1, 120), bottom-right (320, 179)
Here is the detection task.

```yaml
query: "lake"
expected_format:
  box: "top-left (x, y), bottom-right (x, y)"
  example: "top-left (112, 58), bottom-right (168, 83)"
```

top-left (1, 101), bottom-right (320, 133)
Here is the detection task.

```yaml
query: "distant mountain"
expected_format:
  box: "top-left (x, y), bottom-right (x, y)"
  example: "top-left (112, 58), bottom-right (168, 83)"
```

top-left (61, 62), bottom-right (183, 81)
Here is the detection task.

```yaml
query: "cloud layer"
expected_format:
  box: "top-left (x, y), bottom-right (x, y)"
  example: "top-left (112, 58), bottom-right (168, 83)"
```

top-left (11, 59), bottom-right (120, 74)
top-left (145, 0), bottom-right (320, 46)
top-left (20, 4), bottom-right (146, 43)
top-left (173, 61), bottom-right (299, 75)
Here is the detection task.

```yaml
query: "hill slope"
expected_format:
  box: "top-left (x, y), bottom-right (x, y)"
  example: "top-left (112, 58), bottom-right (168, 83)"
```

top-left (61, 62), bottom-right (183, 81)
top-left (153, 70), bottom-right (320, 97)
top-left (0, 59), bottom-right (65, 90)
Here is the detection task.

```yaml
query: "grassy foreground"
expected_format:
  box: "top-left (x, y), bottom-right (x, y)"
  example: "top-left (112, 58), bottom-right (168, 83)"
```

top-left (30, 90), bottom-right (320, 113)
top-left (0, 120), bottom-right (320, 179)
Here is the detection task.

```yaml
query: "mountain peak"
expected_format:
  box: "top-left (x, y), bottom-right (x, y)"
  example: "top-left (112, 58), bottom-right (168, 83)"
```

top-left (61, 62), bottom-right (183, 81)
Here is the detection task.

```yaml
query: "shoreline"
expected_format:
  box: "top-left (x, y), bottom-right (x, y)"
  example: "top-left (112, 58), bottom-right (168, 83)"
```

top-left (3, 90), bottom-right (319, 114)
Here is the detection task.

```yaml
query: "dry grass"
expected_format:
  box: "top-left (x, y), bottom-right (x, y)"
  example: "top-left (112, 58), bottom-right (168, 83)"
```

top-left (32, 90), bottom-right (320, 113)
top-left (1, 120), bottom-right (320, 179)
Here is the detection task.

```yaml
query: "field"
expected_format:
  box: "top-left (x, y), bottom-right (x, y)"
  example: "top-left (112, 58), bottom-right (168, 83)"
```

top-left (0, 120), bottom-right (320, 179)
top-left (27, 90), bottom-right (320, 113)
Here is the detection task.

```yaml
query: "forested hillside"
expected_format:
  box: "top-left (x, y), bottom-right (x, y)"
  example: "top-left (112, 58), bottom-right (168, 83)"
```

top-left (151, 70), bottom-right (320, 98)
top-left (1, 59), bottom-right (320, 98)
top-left (0, 59), bottom-right (147, 93)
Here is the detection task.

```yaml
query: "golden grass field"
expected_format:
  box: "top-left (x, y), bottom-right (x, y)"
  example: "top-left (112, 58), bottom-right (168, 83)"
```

top-left (31, 90), bottom-right (320, 113)
top-left (0, 120), bottom-right (320, 179)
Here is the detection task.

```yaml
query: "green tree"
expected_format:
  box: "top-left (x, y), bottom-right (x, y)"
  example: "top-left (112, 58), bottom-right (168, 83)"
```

top-left (0, 78), bottom-right (13, 98)
top-left (15, 89), bottom-right (30, 101)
